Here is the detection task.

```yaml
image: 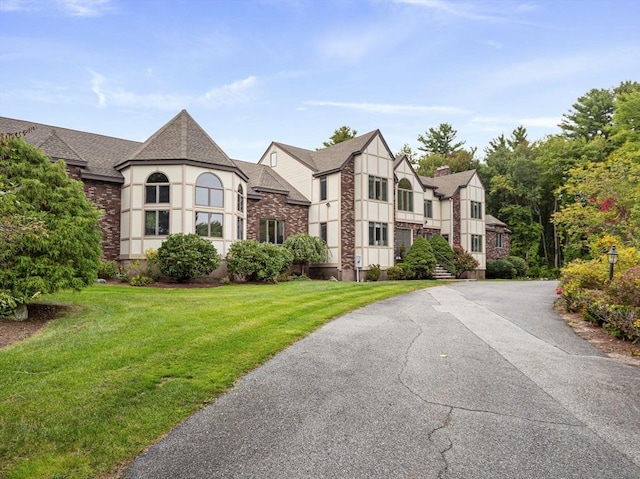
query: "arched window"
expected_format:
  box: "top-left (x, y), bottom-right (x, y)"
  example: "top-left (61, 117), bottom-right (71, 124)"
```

top-left (196, 173), bottom-right (223, 207)
top-left (145, 172), bottom-right (169, 203)
top-left (398, 178), bottom-right (413, 212)
top-left (237, 184), bottom-right (244, 213)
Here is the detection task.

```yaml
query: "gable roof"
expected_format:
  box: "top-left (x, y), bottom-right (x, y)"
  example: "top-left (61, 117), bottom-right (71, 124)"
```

top-left (0, 116), bottom-right (140, 182)
top-left (419, 169), bottom-right (478, 199)
top-left (234, 159), bottom-right (310, 205)
top-left (268, 130), bottom-right (392, 176)
top-left (117, 110), bottom-right (237, 172)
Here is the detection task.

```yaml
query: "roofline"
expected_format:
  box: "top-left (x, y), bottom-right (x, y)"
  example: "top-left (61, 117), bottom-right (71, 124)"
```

top-left (80, 172), bottom-right (124, 184)
top-left (52, 157), bottom-right (87, 168)
top-left (273, 142), bottom-right (317, 172)
top-left (115, 158), bottom-right (249, 181)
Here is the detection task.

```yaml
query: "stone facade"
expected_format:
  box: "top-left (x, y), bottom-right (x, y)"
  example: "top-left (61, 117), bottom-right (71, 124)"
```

top-left (340, 159), bottom-right (356, 272)
top-left (246, 191), bottom-right (309, 242)
top-left (452, 194), bottom-right (461, 246)
top-left (486, 224), bottom-right (511, 261)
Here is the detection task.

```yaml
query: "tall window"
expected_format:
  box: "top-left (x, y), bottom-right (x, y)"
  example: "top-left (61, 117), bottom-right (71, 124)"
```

top-left (196, 173), bottom-right (223, 207)
top-left (424, 199), bottom-right (433, 218)
top-left (260, 219), bottom-right (284, 244)
top-left (145, 210), bottom-right (169, 236)
top-left (471, 200), bottom-right (482, 219)
top-left (368, 175), bottom-right (388, 201)
top-left (320, 222), bottom-right (327, 243)
top-left (368, 222), bottom-right (388, 246)
top-left (237, 218), bottom-right (244, 240)
top-left (237, 184), bottom-right (244, 212)
top-left (397, 178), bottom-right (413, 212)
top-left (270, 152), bottom-right (277, 167)
top-left (496, 233), bottom-right (503, 248)
top-left (145, 172), bottom-right (169, 204)
top-left (471, 234), bottom-right (483, 252)
top-left (320, 176), bottom-right (327, 201)
top-left (195, 212), bottom-right (223, 238)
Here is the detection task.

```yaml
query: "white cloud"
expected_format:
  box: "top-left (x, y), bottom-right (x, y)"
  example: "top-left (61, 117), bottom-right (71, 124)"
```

top-left (0, 0), bottom-right (114, 16)
top-left (393, 0), bottom-right (503, 22)
top-left (89, 69), bottom-right (107, 108)
top-left (304, 100), bottom-right (472, 115)
top-left (471, 115), bottom-right (560, 129)
top-left (198, 76), bottom-right (257, 107)
top-left (87, 72), bottom-right (257, 110)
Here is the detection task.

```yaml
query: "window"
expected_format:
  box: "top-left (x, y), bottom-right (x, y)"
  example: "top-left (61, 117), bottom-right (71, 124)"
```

top-left (472, 234), bottom-right (483, 252)
top-left (397, 178), bottom-right (413, 212)
top-left (423, 233), bottom-right (433, 241)
top-left (195, 212), bottom-right (223, 238)
top-left (396, 228), bottom-right (412, 258)
top-left (196, 173), bottom-right (223, 207)
top-left (320, 222), bottom-right (327, 243)
top-left (368, 222), bottom-right (388, 246)
top-left (270, 151), bottom-right (277, 167)
top-left (320, 176), bottom-right (327, 201)
top-left (496, 233), bottom-right (503, 248)
top-left (260, 219), bottom-right (284, 244)
top-left (237, 217), bottom-right (244, 240)
top-left (237, 184), bottom-right (244, 213)
top-left (424, 199), bottom-right (433, 218)
top-left (471, 200), bottom-right (482, 219)
top-left (145, 210), bottom-right (169, 236)
top-left (145, 172), bottom-right (169, 204)
top-left (368, 175), bottom-right (388, 201)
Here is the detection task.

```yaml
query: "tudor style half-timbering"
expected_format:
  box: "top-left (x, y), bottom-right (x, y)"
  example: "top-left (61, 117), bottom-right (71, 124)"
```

top-left (1, 111), bottom-right (509, 280)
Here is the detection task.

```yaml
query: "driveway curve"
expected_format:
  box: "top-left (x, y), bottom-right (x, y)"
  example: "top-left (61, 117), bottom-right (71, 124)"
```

top-left (124, 281), bottom-right (640, 479)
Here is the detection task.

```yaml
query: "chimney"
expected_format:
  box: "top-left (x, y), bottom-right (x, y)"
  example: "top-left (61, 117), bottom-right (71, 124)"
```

top-left (434, 165), bottom-right (451, 177)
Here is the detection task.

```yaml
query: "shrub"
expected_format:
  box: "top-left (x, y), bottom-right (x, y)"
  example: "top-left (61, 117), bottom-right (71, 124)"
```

top-left (366, 264), bottom-right (381, 281)
top-left (282, 234), bottom-right (328, 275)
top-left (486, 259), bottom-right (517, 279)
top-left (387, 265), bottom-right (405, 280)
top-left (506, 256), bottom-right (528, 277)
top-left (403, 236), bottom-right (436, 279)
top-left (129, 274), bottom-right (155, 287)
top-left (226, 240), bottom-right (293, 283)
top-left (97, 260), bottom-right (118, 280)
top-left (157, 233), bottom-right (220, 282)
top-left (608, 265), bottom-right (640, 307)
top-left (452, 246), bottom-right (479, 278)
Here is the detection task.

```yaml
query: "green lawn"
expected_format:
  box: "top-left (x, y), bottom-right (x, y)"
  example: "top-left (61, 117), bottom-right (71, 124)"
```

top-left (0, 280), bottom-right (439, 479)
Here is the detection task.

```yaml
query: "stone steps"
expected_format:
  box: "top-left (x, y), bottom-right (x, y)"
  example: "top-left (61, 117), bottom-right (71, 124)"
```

top-left (434, 265), bottom-right (456, 280)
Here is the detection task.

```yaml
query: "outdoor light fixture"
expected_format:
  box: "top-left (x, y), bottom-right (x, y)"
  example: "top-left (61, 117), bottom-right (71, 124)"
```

top-left (607, 245), bottom-right (618, 281)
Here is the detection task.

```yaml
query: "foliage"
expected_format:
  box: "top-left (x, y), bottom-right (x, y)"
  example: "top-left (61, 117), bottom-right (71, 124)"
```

top-left (0, 281), bottom-right (437, 479)
top-left (97, 260), bottom-right (119, 280)
top-left (128, 274), bottom-right (155, 286)
top-left (608, 266), bottom-right (640, 308)
top-left (486, 259), bottom-right (517, 279)
top-left (396, 143), bottom-right (418, 164)
top-left (386, 265), bottom-right (405, 280)
top-left (0, 136), bottom-right (102, 317)
top-left (451, 245), bottom-right (479, 278)
top-left (559, 87), bottom-right (615, 141)
top-left (417, 123), bottom-right (465, 156)
top-left (366, 264), bottom-right (381, 281)
top-left (506, 256), bottom-right (528, 277)
top-left (403, 236), bottom-right (436, 279)
top-left (282, 233), bottom-right (328, 275)
top-left (322, 126), bottom-right (357, 148)
top-left (156, 233), bottom-right (220, 282)
top-left (226, 240), bottom-right (293, 283)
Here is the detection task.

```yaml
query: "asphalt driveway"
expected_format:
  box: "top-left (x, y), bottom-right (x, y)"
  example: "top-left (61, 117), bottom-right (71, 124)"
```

top-left (124, 281), bottom-right (640, 479)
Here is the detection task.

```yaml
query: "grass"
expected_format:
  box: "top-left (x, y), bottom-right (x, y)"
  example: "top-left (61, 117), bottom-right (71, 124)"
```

top-left (0, 280), bottom-right (440, 479)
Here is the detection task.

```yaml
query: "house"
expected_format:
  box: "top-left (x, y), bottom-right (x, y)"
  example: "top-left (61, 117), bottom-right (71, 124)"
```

top-left (0, 110), bottom-right (509, 280)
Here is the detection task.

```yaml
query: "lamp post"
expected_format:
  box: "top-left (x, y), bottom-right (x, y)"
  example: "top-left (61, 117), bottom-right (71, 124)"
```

top-left (607, 245), bottom-right (618, 282)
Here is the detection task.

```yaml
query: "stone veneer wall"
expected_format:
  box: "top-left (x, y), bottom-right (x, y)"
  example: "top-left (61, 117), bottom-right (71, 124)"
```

top-left (340, 159), bottom-right (355, 273)
top-left (452, 193), bottom-right (461, 246)
top-left (65, 165), bottom-right (122, 261)
top-left (486, 225), bottom-right (511, 261)
top-left (246, 191), bottom-right (309, 241)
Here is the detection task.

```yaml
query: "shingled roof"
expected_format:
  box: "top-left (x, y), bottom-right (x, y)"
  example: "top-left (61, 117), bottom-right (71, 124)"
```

top-left (0, 116), bottom-right (140, 182)
top-left (419, 169), bottom-right (478, 199)
top-left (117, 110), bottom-right (238, 172)
top-left (270, 130), bottom-right (388, 176)
top-left (234, 159), bottom-right (310, 205)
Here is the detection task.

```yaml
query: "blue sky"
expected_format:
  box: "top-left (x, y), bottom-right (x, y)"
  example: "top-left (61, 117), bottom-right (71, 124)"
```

top-left (1, 0), bottom-right (639, 161)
